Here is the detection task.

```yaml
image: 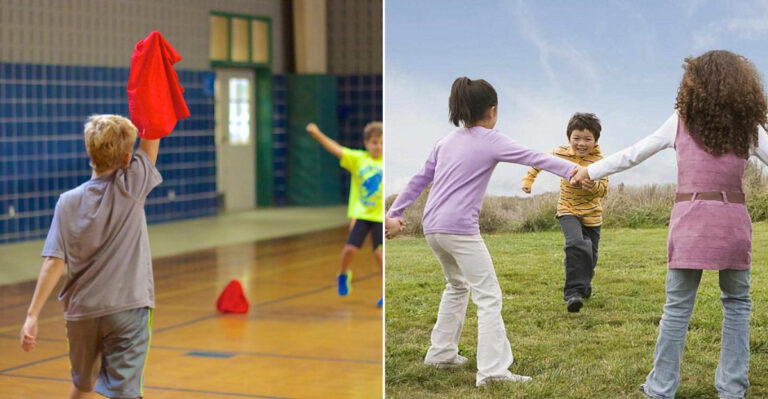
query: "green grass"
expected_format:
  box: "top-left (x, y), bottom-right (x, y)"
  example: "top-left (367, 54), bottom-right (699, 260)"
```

top-left (385, 224), bottom-right (768, 398)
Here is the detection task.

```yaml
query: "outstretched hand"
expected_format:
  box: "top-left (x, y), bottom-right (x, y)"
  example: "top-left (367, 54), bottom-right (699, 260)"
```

top-left (385, 217), bottom-right (406, 239)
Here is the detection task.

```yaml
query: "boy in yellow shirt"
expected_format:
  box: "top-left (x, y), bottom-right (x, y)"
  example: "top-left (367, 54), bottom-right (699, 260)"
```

top-left (522, 113), bottom-right (608, 313)
top-left (306, 122), bottom-right (383, 306)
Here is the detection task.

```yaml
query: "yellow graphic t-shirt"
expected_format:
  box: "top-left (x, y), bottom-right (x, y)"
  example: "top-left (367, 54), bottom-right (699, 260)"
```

top-left (340, 148), bottom-right (383, 222)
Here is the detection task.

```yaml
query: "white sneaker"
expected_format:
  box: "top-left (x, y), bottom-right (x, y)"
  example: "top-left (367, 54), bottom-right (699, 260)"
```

top-left (424, 354), bottom-right (468, 369)
top-left (476, 374), bottom-right (532, 387)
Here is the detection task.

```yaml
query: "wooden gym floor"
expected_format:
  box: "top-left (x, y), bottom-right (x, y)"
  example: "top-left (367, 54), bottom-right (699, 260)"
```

top-left (0, 227), bottom-right (383, 398)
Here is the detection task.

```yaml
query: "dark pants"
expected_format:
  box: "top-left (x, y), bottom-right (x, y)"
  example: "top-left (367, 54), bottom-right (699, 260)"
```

top-left (558, 215), bottom-right (601, 300)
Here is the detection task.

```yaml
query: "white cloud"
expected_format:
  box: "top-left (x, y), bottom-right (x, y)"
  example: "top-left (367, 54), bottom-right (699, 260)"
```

top-left (511, 0), bottom-right (601, 93)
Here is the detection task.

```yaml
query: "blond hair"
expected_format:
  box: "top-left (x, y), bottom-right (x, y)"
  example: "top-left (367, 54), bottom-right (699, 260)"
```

top-left (84, 115), bottom-right (137, 173)
top-left (363, 121), bottom-right (382, 141)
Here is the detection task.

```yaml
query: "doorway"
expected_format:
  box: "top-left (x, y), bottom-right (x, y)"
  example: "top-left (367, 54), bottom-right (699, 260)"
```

top-left (215, 68), bottom-right (256, 212)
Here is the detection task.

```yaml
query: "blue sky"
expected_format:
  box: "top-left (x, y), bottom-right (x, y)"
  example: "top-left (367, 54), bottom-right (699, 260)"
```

top-left (385, 0), bottom-right (768, 195)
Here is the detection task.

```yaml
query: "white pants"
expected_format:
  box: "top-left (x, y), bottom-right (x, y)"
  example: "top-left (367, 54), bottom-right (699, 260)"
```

top-left (424, 233), bottom-right (514, 385)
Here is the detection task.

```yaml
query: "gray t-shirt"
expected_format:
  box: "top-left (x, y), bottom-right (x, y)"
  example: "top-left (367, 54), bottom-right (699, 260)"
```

top-left (42, 148), bottom-right (162, 321)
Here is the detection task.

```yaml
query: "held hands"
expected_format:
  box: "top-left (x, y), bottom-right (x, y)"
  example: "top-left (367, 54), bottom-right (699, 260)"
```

top-left (20, 316), bottom-right (38, 352)
top-left (385, 217), bottom-right (406, 239)
top-left (570, 166), bottom-right (592, 188)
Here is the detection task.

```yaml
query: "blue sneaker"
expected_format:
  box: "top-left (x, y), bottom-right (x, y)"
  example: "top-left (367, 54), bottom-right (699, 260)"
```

top-left (376, 298), bottom-right (383, 307)
top-left (337, 271), bottom-right (352, 296)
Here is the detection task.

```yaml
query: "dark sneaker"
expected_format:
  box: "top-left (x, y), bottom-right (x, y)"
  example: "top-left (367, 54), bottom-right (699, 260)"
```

top-left (566, 296), bottom-right (583, 313)
top-left (337, 271), bottom-right (352, 296)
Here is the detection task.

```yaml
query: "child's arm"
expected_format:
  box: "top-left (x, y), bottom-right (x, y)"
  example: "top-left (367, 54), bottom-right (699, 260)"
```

top-left (139, 138), bottom-right (160, 164)
top-left (584, 113), bottom-right (677, 181)
top-left (586, 176), bottom-right (609, 197)
top-left (20, 257), bottom-right (66, 352)
top-left (494, 136), bottom-right (576, 181)
top-left (306, 123), bottom-right (343, 160)
top-left (521, 167), bottom-right (541, 194)
top-left (387, 146), bottom-right (438, 219)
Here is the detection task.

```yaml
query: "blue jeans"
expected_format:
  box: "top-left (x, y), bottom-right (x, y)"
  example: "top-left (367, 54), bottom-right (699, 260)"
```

top-left (644, 269), bottom-right (751, 399)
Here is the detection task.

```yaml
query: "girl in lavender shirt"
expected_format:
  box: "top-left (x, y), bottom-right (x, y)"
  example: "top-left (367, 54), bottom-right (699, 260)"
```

top-left (387, 77), bottom-right (577, 387)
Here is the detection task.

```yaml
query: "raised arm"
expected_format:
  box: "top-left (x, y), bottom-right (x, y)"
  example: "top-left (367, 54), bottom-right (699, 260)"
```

top-left (586, 113), bottom-right (677, 180)
top-left (139, 138), bottom-right (160, 164)
top-left (387, 146), bottom-right (438, 219)
top-left (306, 123), bottom-right (344, 159)
top-left (21, 257), bottom-right (66, 352)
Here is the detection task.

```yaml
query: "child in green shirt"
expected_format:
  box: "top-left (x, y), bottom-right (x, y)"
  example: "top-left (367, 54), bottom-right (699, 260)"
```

top-left (306, 122), bottom-right (383, 306)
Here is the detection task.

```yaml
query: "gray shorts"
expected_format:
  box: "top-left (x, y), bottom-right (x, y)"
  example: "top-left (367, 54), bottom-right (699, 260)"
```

top-left (66, 307), bottom-right (152, 398)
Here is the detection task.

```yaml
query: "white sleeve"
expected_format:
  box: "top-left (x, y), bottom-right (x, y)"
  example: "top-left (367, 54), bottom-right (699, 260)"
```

top-left (588, 113), bottom-right (678, 180)
top-left (750, 125), bottom-right (768, 166)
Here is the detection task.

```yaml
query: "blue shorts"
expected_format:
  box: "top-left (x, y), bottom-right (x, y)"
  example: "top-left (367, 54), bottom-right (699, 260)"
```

top-left (346, 219), bottom-right (383, 250)
top-left (66, 307), bottom-right (152, 398)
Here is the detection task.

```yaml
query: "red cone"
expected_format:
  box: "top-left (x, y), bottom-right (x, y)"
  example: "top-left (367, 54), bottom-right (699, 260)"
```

top-left (216, 280), bottom-right (249, 314)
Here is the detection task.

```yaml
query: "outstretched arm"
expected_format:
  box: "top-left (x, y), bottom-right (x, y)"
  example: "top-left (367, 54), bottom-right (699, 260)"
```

top-left (21, 257), bottom-right (66, 352)
top-left (586, 113), bottom-right (677, 181)
top-left (306, 123), bottom-right (344, 159)
top-left (139, 138), bottom-right (160, 164)
top-left (495, 136), bottom-right (576, 180)
top-left (387, 146), bottom-right (438, 219)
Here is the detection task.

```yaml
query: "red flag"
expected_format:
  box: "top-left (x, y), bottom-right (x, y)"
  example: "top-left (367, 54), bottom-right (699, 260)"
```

top-left (216, 280), bottom-right (250, 314)
top-left (127, 31), bottom-right (190, 139)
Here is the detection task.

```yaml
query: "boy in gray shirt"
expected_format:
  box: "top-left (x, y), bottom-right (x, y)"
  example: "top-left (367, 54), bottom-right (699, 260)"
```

top-left (20, 114), bottom-right (162, 399)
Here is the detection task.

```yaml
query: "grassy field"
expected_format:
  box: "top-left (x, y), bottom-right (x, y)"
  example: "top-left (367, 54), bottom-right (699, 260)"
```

top-left (385, 224), bottom-right (768, 398)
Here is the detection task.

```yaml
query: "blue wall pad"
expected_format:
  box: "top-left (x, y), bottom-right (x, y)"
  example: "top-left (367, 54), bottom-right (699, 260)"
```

top-left (0, 63), bottom-right (217, 244)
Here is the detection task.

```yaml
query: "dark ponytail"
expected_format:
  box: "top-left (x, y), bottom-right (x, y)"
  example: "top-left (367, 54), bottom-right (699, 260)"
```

top-left (448, 77), bottom-right (498, 127)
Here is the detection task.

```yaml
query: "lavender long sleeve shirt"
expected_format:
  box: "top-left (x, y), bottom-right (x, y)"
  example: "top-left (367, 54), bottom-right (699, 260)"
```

top-left (387, 126), bottom-right (578, 235)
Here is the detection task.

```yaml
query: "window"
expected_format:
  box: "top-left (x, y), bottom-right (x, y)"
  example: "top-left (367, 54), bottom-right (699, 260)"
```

top-left (228, 78), bottom-right (251, 145)
top-left (209, 12), bottom-right (271, 67)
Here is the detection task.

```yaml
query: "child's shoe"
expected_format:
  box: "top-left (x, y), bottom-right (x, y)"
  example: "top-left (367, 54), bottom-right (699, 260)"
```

top-left (337, 271), bottom-right (352, 296)
top-left (425, 354), bottom-right (468, 369)
top-left (376, 297), bottom-right (383, 307)
top-left (476, 373), bottom-right (532, 386)
top-left (566, 296), bottom-right (583, 313)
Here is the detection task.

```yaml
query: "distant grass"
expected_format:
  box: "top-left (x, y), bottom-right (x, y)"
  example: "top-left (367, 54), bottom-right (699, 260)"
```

top-left (386, 160), bottom-right (768, 235)
top-left (385, 224), bottom-right (768, 398)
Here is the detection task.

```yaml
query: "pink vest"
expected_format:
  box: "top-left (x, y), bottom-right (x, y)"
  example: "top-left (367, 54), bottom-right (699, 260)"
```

top-left (667, 120), bottom-right (751, 270)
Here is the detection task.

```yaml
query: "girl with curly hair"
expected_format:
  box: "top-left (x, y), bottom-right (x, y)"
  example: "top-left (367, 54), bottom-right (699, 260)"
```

top-left (572, 50), bottom-right (768, 399)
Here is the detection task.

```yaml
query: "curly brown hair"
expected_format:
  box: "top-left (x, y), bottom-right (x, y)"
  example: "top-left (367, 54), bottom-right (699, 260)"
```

top-left (675, 50), bottom-right (768, 158)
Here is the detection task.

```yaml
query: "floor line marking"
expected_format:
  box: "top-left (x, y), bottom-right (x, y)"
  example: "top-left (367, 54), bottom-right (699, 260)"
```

top-left (0, 374), bottom-right (296, 398)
